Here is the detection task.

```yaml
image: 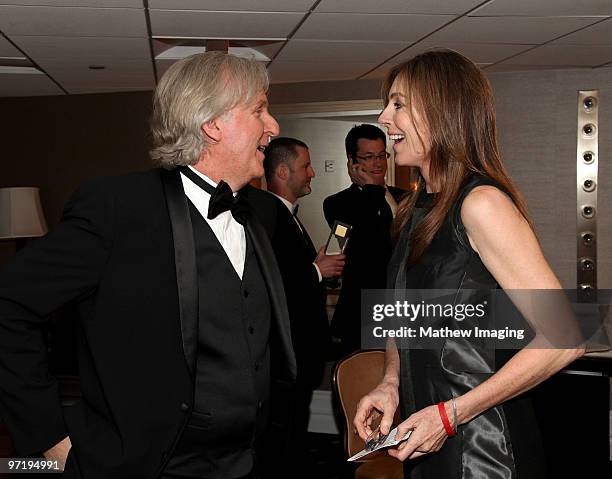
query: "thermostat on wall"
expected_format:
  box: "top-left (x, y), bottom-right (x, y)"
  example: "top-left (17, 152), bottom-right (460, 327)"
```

top-left (325, 160), bottom-right (335, 172)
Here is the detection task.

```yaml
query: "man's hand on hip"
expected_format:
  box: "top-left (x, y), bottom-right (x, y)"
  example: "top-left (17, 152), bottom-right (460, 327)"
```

top-left (43, 436), bottom-right (72, 471)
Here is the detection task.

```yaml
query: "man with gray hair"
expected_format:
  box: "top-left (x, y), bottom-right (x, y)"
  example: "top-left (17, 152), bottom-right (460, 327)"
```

top-left (0, 52), bottom-right (295, 479)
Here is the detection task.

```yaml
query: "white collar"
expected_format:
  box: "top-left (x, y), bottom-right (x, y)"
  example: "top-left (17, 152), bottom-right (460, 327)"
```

top-left (188, 165), bottom-right (217, 188)
top-left (270, 191), bottom-right (297, 214)
top-left (187, 165), bottom-right (238, 197)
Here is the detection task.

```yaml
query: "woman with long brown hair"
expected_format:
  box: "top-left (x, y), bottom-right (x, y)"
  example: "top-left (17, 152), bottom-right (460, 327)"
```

top-left (353, 50), bottom-right (584, 478)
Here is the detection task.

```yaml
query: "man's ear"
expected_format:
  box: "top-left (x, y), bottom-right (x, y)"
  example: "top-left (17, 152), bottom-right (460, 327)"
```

top-left (277, 163), bottom-right (290, 181)
top-left (201, 119), bottom-right (222, 144)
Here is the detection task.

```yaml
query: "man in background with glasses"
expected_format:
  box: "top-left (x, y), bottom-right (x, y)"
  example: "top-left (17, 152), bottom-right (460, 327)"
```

top-left (323, 124), bottom-right (405, 358)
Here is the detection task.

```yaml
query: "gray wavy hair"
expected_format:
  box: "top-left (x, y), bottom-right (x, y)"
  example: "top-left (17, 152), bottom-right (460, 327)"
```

top-left (150, 51), bottom-right (270, 169)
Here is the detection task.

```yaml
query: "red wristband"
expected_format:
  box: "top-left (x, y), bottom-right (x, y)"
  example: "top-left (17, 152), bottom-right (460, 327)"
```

top-left (437, 401), bottom-right (456, 437)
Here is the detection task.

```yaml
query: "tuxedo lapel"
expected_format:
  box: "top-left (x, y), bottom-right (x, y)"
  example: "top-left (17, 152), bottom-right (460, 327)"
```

top-left (161, 168), bottom-right (198, 380)
top-left (244, 210), bottom-right (297, 382)
top-left (292, 213), bottom-right (316, 257)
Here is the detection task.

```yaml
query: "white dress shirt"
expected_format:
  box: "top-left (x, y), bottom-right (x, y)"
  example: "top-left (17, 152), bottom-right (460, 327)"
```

top-left (180, 166), bottom-right (246, 279)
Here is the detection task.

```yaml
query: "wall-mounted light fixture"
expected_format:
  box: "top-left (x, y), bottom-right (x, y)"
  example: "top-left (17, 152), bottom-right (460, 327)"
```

top-left (576, 90), bottom-right (599, 299)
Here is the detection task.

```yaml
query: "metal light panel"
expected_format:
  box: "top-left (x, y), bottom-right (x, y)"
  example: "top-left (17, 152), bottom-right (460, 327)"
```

top-left (576, 89), bottom-right (599, 293)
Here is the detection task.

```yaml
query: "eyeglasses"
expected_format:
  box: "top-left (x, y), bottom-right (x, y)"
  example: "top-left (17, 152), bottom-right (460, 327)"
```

top-left (355, 152), bottom-right (391, 162)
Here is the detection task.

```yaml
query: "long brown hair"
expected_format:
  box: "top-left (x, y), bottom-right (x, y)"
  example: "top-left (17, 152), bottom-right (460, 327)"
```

top-left (384, 49), bottom-right (533, 264)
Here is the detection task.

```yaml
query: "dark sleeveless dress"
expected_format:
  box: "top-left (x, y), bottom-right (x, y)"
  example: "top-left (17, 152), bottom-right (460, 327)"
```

top-left (387, 176), bottom-right (546, 479)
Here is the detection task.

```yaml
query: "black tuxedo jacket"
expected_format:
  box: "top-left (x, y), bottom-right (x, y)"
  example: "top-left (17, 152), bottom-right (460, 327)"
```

top-left (0, 168), bottom-right (296, 478)
top-left (251, 192), bottom-right (329, 390)
top-left (323, 183), bottom-right (405, 353)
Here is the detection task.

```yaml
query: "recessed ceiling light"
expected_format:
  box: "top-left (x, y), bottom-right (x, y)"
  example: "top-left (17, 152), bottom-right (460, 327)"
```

top-left (153, 36), bottom-right (284, 42)
top-left (0, 66), bottom-right (42, 75)
top-left (156, 46), bottom-right (269, 62)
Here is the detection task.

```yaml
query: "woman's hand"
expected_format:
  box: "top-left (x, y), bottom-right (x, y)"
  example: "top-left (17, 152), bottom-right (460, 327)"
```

top-left (353, 379), bottom-right (400, 440)
top-left (388, 402), bottom-right (451, 461)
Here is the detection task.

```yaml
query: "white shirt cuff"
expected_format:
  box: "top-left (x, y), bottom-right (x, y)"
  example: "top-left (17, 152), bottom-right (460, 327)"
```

top-left (313, 263), bottom-right (323, 282)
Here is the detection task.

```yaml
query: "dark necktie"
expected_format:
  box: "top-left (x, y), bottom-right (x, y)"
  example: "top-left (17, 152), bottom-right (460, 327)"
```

top-left (179, 166), bottom-right (249, 225)
top-left (291, 203), bottom-right (315, 253)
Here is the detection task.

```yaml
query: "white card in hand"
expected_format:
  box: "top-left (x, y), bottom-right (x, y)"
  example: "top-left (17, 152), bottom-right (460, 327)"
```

top-left (347, 428), bottom-right (412, 462)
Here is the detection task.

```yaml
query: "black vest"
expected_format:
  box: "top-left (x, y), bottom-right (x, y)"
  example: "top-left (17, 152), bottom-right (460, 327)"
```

top-left (164, 202), bottom-right (271, 479)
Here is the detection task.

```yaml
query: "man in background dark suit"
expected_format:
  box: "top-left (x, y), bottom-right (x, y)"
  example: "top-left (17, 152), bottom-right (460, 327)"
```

top-left (0, 52), bottom-right (295, 479)
top-left (259, 138), bottom-right (344, 472)
top-left (323, 124), bottom-right (405, 357)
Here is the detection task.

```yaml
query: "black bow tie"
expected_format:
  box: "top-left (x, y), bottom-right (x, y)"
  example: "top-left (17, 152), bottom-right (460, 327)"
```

top-left (179, 166), bottom-right (249, 225)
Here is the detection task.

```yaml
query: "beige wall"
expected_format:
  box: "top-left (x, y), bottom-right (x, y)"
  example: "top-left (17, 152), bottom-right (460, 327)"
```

top-left (489, 68), bottom-right (612, 289)
top-left (274, 117), bottom-right (369, 250)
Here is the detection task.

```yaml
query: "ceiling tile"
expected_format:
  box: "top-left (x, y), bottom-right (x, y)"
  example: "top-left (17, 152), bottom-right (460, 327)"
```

top-left (0, 37), bottom-right (25, 58)
top-left (359, 65), bottom-right (391, 80)
top-left (498, 44), bottom-right (612, 66)
top-left (484, 63), bottom-right (583, 72)
top-left (360, 42), bottom-right (522, 79)
top-left (149, 10), bottom-right (303, 39)
top-left (316, 0), bottom-right (483, 14)
top-left (389, 42), bottom-right (535, 64)
top-left (363, 61), bottom-right (495, 79)
top-left (37, 57), bottom-right (153, 72)
top-left (3, 1), bottom-right (141, 6)
top-left (426, 16), bottom-right (602, 44)
top-left (1, 0), bottom-right (611, 97)
top-left (275, 40), bottom-right (406, 63)
top-left (149, 0), bottom-right (313, 11)
top-left (295, 13), bottom-right (455, 41)
top-left (12, 36), bottom-right (151, 62)
top-left (0, 6), bottom-right (147, 37)
top-left (551, 18), bottom-right (612, 45)
top-left (40, 58), bottom-right (155, 94)
top-left (0, 72), bottom-right (64, 97)
top-left (268, 60), bottom-right (376, 83)
top-left (471, 0), bottom-right (612, 16)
